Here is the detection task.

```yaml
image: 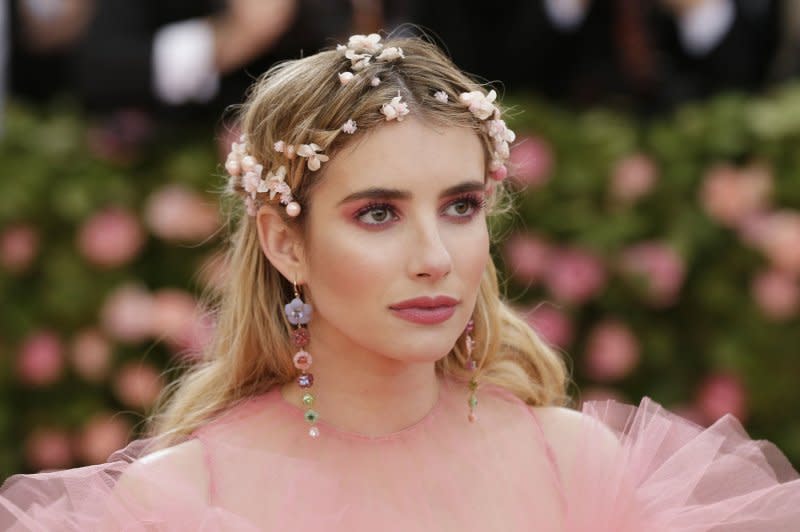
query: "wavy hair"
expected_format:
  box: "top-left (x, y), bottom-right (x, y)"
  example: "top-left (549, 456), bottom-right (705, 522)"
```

top-left (146, 35), bottom-right (571, 447)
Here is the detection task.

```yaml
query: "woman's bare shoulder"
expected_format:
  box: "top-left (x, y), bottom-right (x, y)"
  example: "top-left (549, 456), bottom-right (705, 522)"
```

top-left (114, 438), bottom-right (209, 506)
top-left (530, 405), bottom-right (620, 477)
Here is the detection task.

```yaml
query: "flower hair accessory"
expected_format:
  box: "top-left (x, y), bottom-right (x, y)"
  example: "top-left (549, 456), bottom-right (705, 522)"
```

top-left (336, 33), bottom-right (405, 83)
top-left (225, 135), bottom-right (331, 217)
top-left (381, 92), bottom-right (409, 122)
top-left (296, 143), bottom-right (329, 171)
top-left (341, 119), bottom-right (357, 134)
top-left (458, 89), bottom-right (516, 181)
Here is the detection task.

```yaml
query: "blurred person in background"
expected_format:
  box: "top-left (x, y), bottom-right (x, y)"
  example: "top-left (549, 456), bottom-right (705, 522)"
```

top-left (7, 0), bottom-right (353, 160)
top-left (0, 0), bottom-right (7, 136)
top-left (8, 0), bottom-right (353, 117)
top-left (411, 0), bottom-right (784, 115)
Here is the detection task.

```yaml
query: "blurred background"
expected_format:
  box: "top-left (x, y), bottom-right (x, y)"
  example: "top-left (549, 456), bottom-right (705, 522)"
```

top-left (1, 0), bottom-right (799, 478)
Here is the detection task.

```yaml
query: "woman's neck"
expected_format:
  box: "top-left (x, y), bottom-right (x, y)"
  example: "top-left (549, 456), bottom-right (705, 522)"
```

top-left (280, 361), bottom-right (441, 437)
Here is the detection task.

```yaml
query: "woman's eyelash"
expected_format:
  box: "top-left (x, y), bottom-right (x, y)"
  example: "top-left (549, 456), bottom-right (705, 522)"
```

top-left (354, 193), bottom-right (487, 224)
top-left (457, 193), bottom-right (488, 211)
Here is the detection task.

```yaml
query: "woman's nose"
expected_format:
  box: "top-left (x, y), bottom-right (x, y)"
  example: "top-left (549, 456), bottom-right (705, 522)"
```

top-left (408, 221), bottom-right (453, 281)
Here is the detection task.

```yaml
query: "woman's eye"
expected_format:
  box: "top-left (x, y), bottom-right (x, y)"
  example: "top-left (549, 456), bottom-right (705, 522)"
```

top-left (357, 205), bottom-right (396, 225)
top-left (445, 198), bottom-right (478, 217)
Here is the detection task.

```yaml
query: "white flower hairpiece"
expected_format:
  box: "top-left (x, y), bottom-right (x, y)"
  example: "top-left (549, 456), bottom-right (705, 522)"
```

top-left (376, 47), bottom-right (404, 61)
top-left (344, 49), bottom-right (371, 71)
top-left (342, 119), bottom-right (357, 134)
top-left (457, 89), bottom-right (515, 181)
top-left (296, 143), bottom-right (329, 171)
top-left (434, 90), bottom-right (448, 103)
top-left (459, 89), bottom-right (498, 121)
top-left (343, 33), bottom-right (382, 55)
top-left (336, 34), bottom-right (406, 83)
top-left (226, 136), bottom-right (302, 217)
top-left (381, 93), bottom-right (409, 121)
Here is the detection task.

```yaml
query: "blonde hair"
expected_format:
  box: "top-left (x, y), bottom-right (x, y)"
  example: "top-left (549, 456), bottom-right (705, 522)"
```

top-left (146, 35), bottom-right (570, 447)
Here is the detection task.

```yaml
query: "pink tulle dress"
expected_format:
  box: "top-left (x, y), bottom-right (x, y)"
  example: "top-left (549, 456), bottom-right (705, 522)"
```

top-left (1, 375), bottom-right (799, 530)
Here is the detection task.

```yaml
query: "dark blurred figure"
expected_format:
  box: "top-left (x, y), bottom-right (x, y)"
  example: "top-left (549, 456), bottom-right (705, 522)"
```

top-left (8, 0), bottom-right (94, 102)
top-left (6, 0), bottom-right (352, 160)
top-left (1, 0), bottom-right (8, 134)
top-left (9, 0), bottom-right (352, 117)
top-left (410, 0), bottom-right (784, 115)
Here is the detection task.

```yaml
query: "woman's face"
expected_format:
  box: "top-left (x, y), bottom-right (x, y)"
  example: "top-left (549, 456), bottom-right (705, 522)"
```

top-left (300, 118), bottom-right (489, 368)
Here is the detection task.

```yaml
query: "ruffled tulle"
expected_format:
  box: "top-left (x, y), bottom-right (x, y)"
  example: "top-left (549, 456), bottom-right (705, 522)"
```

top-left (570, 398), bottom-right (800, 532)
top-left (1, 379), bottom-right (799, 531)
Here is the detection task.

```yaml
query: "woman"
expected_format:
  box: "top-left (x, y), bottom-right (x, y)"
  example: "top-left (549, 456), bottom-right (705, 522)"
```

top-left (2, 33), bottom-right (799, 531)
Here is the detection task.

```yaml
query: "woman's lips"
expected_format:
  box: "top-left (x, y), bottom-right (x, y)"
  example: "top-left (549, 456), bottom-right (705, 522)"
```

top-left (389, 305), bottom-right (456, 325)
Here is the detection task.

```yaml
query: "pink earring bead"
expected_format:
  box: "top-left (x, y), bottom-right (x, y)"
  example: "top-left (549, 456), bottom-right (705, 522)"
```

top-left (293, 350), bottom-right (312, 371)
top-left (292, 328), bottom-right (310, 347)
top-left (286, 202), bottom-right (301, 217)
top-left (489, 165), bottom-right (507, 181)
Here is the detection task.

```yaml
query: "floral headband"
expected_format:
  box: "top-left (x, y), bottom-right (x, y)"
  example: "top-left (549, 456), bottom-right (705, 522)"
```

top-left (225, 33), bottom-right (516, 217)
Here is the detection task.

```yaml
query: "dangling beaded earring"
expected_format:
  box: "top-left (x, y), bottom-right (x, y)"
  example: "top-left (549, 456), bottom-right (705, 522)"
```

top-left (284, 279), bottom-right (320, 438)
top-left (464, 318), bottom-right (479, 422)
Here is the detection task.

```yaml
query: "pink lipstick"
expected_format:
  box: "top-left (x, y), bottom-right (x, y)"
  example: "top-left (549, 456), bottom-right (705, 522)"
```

top-left (389, 296), bottom-right (459, 325)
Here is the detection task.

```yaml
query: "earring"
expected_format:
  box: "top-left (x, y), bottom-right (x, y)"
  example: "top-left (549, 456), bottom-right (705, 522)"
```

top-left (464, 318), bottom-right (478, 422)
top-left (284, 279), bottom-right (319, 438)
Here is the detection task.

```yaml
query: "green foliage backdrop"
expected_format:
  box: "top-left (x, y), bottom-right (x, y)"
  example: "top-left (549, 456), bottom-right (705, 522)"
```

top-left (1, 85), bottom-right (799, 478)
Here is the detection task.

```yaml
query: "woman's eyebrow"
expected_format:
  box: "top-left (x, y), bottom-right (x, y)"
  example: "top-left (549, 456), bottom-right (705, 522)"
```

top-left (337, 180), bottom-right (485, 206)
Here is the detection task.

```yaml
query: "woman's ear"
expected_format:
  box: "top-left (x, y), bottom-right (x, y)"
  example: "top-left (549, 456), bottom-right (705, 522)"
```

top-left (255, 205), bottom-right (307, 283)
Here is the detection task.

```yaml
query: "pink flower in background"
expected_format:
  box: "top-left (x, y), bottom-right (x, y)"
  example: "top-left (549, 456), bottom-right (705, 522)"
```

top-left (544, 247), bottom-right (607, 305)
top-left (172, 311), bottom-right (215, 361)
top-left (520, 304), bottom-right (574, 348)
top-left (151, 289), bottom-right (199, 349)
top-left (736, 211), bottom-right (771, 248)
top-left (113, 361), bottom-right (164, 410)
top-left (699, 163), bottom-right (772, 228)
top-left (16, 330), bottom-right (65, 386)
top-left (670, 403), bottom-right (707, 426)
top-left (24, 428), bottom-right (73, 471)
top-left (0, 224), bottom-right (39, 273)
top-left (100, 283), bottom-right (154, 343)
top-left (619, 241), bottom-right (686, 307)
top-left (76, 207), bottom-right (145, 268)
top-left (70, 328), bottom-right (112, 382)
top-left (75, 414), bottom-right (131, 465)
top-left (751, 210), bottom-right (800, 275)
top-left (86, 110), bottom-right (154, 165)
top-left (509, 136), bottom-right (553, 187)
top-left (144, 184), bottom-right (220, 242)
top-left (751, 269), bottom-right (799, 320)
top-left (610, 153), bottom-right (658, 202)
top-left (503, 233), bottom-right (552, 286)
top-left (584, 319), bottom-right (640, 381)
top-left (696, 373), bottom-right (748, 423)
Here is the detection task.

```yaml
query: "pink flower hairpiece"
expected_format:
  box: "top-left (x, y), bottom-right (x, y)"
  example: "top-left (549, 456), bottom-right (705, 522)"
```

top-left (296, 143), bottom-right (329, 171)
top-left (336, 34), bottom-right (405, 83)
top-left (381, 93), bottom-right (409, 122)
top-left (457, 89), bottom-right (515, 181)
top-left (459, 90), bottom-right (498, 121)
top-left (225, 135), bottom-right (332, 217)
top-left (341, 119), bottom-right (357, 134)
